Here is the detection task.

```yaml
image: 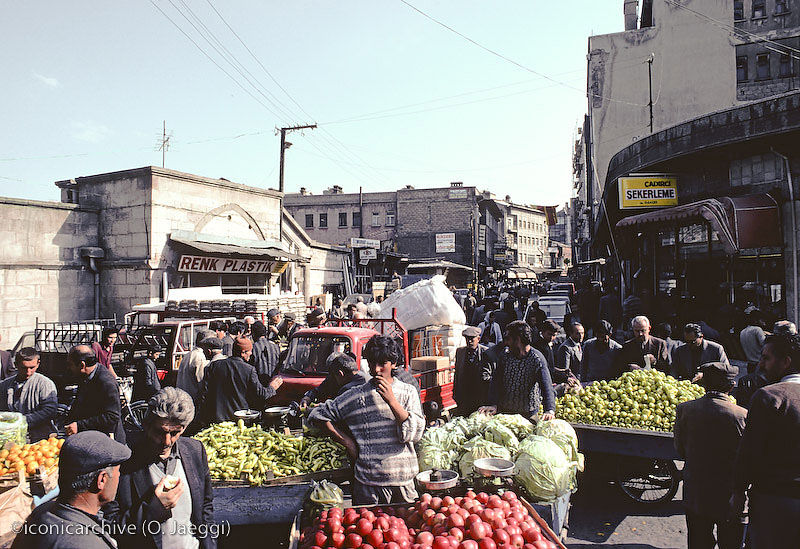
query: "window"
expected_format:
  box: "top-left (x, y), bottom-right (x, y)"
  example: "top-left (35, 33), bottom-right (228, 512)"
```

top-left (734, 0), bottom-right (744, 20)
top-left (371, 212), bottom-right (380, 227)
top-left (305, 214), bottom-right (314, 228)
top-left (756, 53), bottom-right (771, 79)
top-left (737, 56), bottom-right (749, 82)
top-left (352, 211), bottom-right (361, 227)
top-left (776, 0), bottom-right (789, 14)
top-left (338, 212), bottom-right (347, 227)
top-left (319, 213), bottom-right (327, 228)
top-left (386, 212), bottom-right (396, 226)
top-left (753, 0), bottom-right (766, 18)
top-left (780, 53), bottom-right (792, 77)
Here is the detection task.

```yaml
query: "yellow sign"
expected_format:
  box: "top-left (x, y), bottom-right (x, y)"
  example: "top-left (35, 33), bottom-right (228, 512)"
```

top-left (618, 175), bottom-right (678, 209)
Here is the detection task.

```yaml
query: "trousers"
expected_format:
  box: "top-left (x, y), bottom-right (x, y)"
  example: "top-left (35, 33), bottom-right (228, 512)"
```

top-left (685, 512), bottom-right (744, 549)
top-left (352, 480), bottom-right (417, 506)
top-left (749, 492), bottom-right (800, 549)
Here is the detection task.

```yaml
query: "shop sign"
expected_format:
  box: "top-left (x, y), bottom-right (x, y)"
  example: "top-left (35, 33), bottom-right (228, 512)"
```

top-left (359, 248), bottom-right (377, 260)
top-left (618, 175), bottom-right (679, 209)
top-left (178, 254), bottom-right (287, 274)
top-left (436, 233), bottom-right (456, 253)
top-left (349, 237), bottom-right (380, 249)
top-left (449, 188), bottom-right (469, 199)
top-left (478, 225), bottom-right (486, 251)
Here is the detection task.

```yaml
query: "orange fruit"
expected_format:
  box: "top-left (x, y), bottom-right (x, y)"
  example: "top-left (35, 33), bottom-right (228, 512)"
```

top-left (56, 439), bottom-right (64, 448)
top-left (44, 458), bottom-right (55, 468)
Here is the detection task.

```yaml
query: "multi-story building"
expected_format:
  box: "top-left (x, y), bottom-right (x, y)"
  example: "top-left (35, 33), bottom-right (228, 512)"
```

top-left (572, 118), bottom-right (592, 265)
top-left (495, 200), bottom-right (550, 272)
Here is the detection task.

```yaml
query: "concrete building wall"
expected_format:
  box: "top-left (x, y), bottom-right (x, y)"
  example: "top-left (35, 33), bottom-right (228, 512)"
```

top-left (508, 205), bottom-right (549, 269)
top-left (0, 198), bottom-right (98, 345)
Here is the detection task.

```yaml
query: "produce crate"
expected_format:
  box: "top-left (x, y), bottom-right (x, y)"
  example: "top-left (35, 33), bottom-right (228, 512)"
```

top-left (525, 494), bottom-right (570, 545)
top-left (570, 423), bottom-right (679, 460)
top-left (211, 467), bottom-right (352, 488)
top-left (215, 482), bottom-right (312, 526)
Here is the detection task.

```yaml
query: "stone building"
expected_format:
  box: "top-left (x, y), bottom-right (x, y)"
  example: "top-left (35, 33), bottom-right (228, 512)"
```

top-left (490, 199), bottom-right (550, 275)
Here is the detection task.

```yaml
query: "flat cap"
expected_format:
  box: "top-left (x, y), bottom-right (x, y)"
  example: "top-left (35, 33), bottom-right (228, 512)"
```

top-left (59, 431), bottom-right (131, 478)
top-left (284, 312), bottom-right (296, 321)
top-left (267, 309), bottom-right (280, 318)
top-left (700, 361), bottom-right (739, 382)
top-left (199, 337), bottom-right (224, 350)
top-left (462, 326), bottom-right (481, 338)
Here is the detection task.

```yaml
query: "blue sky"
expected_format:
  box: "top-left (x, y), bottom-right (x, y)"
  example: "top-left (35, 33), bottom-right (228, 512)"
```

top-left (1, 1), bottom-right (623, 206)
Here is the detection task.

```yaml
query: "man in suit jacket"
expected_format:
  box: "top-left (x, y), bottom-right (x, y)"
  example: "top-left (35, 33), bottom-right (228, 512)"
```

top-left (675, 362), bottom-right (747, 549)
top-left (673, 323), bottom-right (730, 381)
top-left (532, 320), bottom-right (560, 373)
top-left (555, 322), bottom-right (584, 384)
top-left (453, 326), bottom-right (495, 416)
top-left (734, 334), bottom-right (800, 549)
top-left (616, 316), bottom-right (670, 376)
top-left (108, 387), bottom-right (217, 549)
top-left (65, 345), bottom-right (125, 444)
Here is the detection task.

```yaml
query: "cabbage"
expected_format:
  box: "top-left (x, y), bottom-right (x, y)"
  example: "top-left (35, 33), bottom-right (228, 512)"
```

top-left (536, 419), bottom-right (584, 471)
top-left (484, 423), bottom-right (520, 455)
top-left (514, 435), bottom-right (577, 502)
top-left (490, 414), bottom-right (536, 439)
top-left (418, 442), bottom-right (458, 471)
top-left (458, 439), bottom-right (511, 477)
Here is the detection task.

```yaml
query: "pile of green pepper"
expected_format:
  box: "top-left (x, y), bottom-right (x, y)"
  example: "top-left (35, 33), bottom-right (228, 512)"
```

top-left (194, 420), bottom-right (349, 485)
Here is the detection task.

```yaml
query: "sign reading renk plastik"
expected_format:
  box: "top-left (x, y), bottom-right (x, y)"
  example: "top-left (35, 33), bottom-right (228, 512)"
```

top-left (178, 255), bottom-right (288, 274)
top-left (618, 175), bottom-right (679, 209)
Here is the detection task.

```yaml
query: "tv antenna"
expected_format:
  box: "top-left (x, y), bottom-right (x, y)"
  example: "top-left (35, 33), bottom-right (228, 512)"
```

top-left (155, 121), bottom-right (173, 168)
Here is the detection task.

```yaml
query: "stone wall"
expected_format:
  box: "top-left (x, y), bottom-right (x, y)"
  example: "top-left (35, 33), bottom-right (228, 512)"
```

top-left (0, 198), bottom-right (98, 346)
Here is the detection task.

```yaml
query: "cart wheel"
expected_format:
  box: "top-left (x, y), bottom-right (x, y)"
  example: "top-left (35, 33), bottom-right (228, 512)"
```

top-left (616, 458), bottom-right (680, 504)
top-left (123, 401), bottom-right (149, 434)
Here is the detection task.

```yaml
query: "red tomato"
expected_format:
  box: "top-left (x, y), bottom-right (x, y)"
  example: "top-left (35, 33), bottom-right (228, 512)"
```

top-left (447, 514), bottom-right (465, 529)
top-left (432, 536), bottom-right (452, 549)
top-left (509, 534), bottom-right (525, 548)
top-left (417, 531), bottom-right (434, 546)
top-left (367, 529), bottom-right (384, 547)
top-left (457, 509), bottom-right (470, 520)
top-left (443, 496), bottom-right (455, 507)
top-left (466, 514), bottom-right (483, 527)
top-left (356, 518), bottom-right (373, 537)
top-left (469, 522), bottom-right (487, 541)
top-left (501, 491), bottom-right (517, 502)
top-left (431, 497), bottom-right (443, 511)
top-left (377, 517), bottom-right (391, 531)
top-left (345, 533), bottom-right (362, 548)
top-left (326, 519), bottom-right (342, 535)
top-left (478, 539), bottom-right (497, 549)
top-left (313, 531), bottom-right (327, 547)
top-left (522, 528), bottom-right (541, 543)
top-left (449, 528), bottom-right (464, 542)
top-left (329, 532), bottom-right (346, 548)
top-left (492, 529), bottom-right (510, 545)
top-left (477, 493), bottom-right (490, 504)
top-left (465, 490), bottom-right (477, 500)
top-left (458, 541), bottom-right (479, 549)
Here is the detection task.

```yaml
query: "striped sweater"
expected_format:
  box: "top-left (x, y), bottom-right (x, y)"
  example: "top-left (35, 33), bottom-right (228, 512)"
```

top-left (310, 378), bottom-right (425, 486)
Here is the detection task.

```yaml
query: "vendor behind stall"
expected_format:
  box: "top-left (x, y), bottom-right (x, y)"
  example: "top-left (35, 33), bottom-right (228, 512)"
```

top-left (309, 335), bottom-right (425, 506)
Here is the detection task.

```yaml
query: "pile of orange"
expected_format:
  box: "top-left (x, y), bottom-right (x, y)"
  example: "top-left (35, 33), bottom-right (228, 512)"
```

top-left (0, 437), bottom-right (63, 477)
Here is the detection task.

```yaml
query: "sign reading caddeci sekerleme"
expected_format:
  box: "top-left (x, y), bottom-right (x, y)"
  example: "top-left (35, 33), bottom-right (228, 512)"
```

top-left (618, 175), bottom-right (678, 209)
top-left (178, 254), bottom-right (288, 274)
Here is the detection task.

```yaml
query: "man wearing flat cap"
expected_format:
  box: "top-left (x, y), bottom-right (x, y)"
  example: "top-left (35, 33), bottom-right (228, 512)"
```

top-left (453, 326), bottom-right (495, 416)
top-left (674, 361), bottom-right (747, 549)
top-left (306, 308), bottom-right (327, 328)
top-left (278, 312), bottom-right (299, 341)
top-left (12, 431), bottom-right (131, 549)
top-left (198, 337), bottom-right (281, 424)
top-left (266, 309), bottom-right (281, 343)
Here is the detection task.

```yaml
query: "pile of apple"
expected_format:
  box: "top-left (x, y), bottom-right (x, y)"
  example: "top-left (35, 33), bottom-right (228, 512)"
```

top-left (299, 490), bottom-right (559, 549)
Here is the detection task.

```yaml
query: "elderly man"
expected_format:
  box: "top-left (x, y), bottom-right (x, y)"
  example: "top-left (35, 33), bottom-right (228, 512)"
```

top-left (581, 320), bottom-right (622, 383)
top-left (773, 319), bottom-right (797, 336)
top-left (266, 309), bottom-right (281, 343)
top-left (0, 347), bottom-right (58, 442)
top-left (177, 330), bottom-right (214, 404)
top-left (110, 388), bottom-right (216, 549)
top-left (309, 335), bottom-right (425, 505)
top-left (734, 334), bottom-right (800, 549)
top-left (199, 337), bottom-right (282, 424)
top-left (555, 322), bottom-right (584, 385)
top-left (278, 312), bottom-right (299, 341)
top-left (453, 326), bottom-right (495, 416)
top-left (673, 323), bottom-right (730, 381)
top-left (12, 431), bottom-right (131, 549)
top-left (675, 362), bottom-right (747, 549)
top-left (65, 345), bottom-right (126, 443)
top-left (616, 315), bottom-right (670, 376)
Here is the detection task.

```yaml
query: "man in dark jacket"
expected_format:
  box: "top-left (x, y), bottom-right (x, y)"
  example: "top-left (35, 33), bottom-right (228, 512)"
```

top-left (674, 362), bottom-right (747, 549)
top-left (132, 345), bottom-right (162, 404)
top-left (108, 388), bottom-right (217, 549)
top-left (249, 321), bottom-right (281, 387)
top-left (12, 431), bottom-right (131, 549)
top-left (734, 333), bottom-right (800, 549)
top-left (554, 322), bottom-right (584, 385)
top-left (65, 345), bottom-right (126, 444)
top-left (532, 320), bottom-right (560, 373)
top-left (199, 338), bottom-right (282, 423)
top-left (453, 326), bottom-right (495, 416)
top-left (672, 323), bottom-right (730, 381)
top-left (616, 315), bottom-right (670, 376)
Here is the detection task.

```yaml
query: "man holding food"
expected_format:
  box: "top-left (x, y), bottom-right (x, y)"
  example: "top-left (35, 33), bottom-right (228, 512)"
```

top-left (309, 335), bottom-right (425, 505)
top-left (108, 387), bottom-right (216, 549)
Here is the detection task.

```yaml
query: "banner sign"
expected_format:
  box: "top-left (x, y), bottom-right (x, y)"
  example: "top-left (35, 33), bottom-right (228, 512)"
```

top-left (619, 175), bottom-right (679, 209)
top-left (359, 248), bottom-right (377, 260)
top-left (178, 255), bottom-right (287, 274)
top-left (350, 237), bottom-right (380, 249)
top-left (435, 233), bottom-right (456, 253)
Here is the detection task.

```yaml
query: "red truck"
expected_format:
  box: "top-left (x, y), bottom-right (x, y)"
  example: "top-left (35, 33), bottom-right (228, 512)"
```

top-left (273, 311), bottom-right (456, 410)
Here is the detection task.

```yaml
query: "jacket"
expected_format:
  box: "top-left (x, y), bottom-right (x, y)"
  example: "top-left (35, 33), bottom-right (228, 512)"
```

top-left (616, 336), bottom-right (670, 377)
top-left (0, 373), bottom-right (58, 442)
top-left (131, 358), bottom-right (161, 404)
top-left (674, 393), bottom-right (747, 520)
top-left (67, 365), bottom-right (125, 444)
top-left (453, 344), bottom-right (495, 415)
top-left (108, 437), bottom-right (216, 549)
top-left (12, 500), bottom-right (118, 549)
top-left (478, 321), bottom-right (503, 346)
top-left (176, 348), bottom-right (209, 404)
top-left (672, 339), bottom-right (729, 381)
top-left (532, 336), bottom-right (556, 372)
top-left (199, 356), bottom-right (275, 424)
top-left (554, 338), bottom-right (582, 383)
top-left (250, 337), bottom-right (281, 386)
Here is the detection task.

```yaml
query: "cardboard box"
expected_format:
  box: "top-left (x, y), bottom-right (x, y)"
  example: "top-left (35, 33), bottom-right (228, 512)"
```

top-left (411, 356), bottom-right (450, 372)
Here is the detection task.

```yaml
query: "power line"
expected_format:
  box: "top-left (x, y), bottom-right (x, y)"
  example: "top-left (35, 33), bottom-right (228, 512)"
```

top-left (398, 0), bottom-right (648, 107)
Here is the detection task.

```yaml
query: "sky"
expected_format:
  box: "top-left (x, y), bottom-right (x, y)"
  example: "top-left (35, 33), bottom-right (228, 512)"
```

top-left (1, 1), bottom-right (624, 207)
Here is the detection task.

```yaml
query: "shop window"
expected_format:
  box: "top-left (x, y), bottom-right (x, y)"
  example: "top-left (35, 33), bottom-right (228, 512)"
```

top-left (752, 0), bottom-right (766, 18)
top-left (756, 53), bottom-right (770, 79)
top-left (338, 212), bottom-right (347, 227)
top-left (319, 213), bottom-right (327, 228)
top-left (737, 56), bottom-right (749, 82)
top-left (734, 0), bottom-right (744, 20)
top-left (780, 53), bottom-right (792, 77)
top-left (386, 212), bottom-right (396, 226)
top-left (352, 211), bottom-right (361, 227)
top-left (305, 214), bottom-right (314, 228)
top-left (371, 212), bottom-right (380, 227)
top-left (186, 273), bottom-right (268, 294)
top-left (775, 0), bottom-right (789, 14)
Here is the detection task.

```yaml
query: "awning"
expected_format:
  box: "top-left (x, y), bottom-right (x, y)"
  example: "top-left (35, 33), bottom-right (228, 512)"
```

top-left (170, 230), bottom-right (307, 262)
top-left (406, 260), bottom-right (474, 271)
top-left (615, 194), bottom-right (781, 254)
top-left (507, 269), bottom-right (538, 280)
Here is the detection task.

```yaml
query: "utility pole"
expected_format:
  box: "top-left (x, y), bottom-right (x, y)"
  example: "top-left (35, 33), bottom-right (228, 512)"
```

top-left (647, 54), bottom-right (655, 133)
top-left (278, 124), bottom-right (317, 193)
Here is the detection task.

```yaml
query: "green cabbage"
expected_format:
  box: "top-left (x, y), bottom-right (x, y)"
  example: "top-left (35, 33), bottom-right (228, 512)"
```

top-left (458, 439), bottom-right (511, 477)
top-left (490, 414), bottom-right (536, 439)
top-left (514, 435), bottom-right (577, 502)
top-left (484, 423), bottom-right (520, 455)
top-left (536, 419), bottom-right (584, 471)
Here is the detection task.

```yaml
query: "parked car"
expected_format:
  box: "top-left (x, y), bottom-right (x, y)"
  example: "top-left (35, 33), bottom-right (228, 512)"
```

top-left (531, 296), bottom-right (572, 325)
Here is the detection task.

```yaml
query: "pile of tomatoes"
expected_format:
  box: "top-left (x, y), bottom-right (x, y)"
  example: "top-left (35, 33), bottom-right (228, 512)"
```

top-left (299, 490), bottom-right (559, 549)
top-left (0, 437), bottom-right (63, 477)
